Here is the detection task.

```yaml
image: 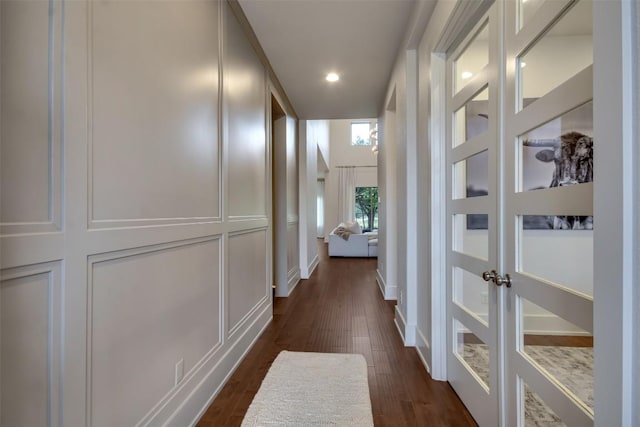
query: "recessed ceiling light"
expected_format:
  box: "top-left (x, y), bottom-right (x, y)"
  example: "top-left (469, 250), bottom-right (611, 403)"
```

top-left (520, 61), bottom-right (527, 68)
top-left (326, 73), bottom-right (339, 82)
top-left (461, 71), bottom-right (473, 79)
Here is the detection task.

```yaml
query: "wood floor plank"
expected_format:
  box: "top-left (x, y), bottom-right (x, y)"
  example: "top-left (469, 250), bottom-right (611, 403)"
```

top-left (196, 242), bottom-right (476, 426)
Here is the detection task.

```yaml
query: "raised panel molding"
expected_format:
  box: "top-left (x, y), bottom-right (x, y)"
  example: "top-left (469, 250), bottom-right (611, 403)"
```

top-left (224, 2), bottom-right (268, 219)
top-left (0, 0), bottom-right (64, 236)
top-left (0, 262), bottom-right (62, 427)
top-left (86, 236), bottom-right (222, 427)
top-left (168, 303), bottom-right (272, 426)
top-left (87, 0), bottom-right (221, 228)
top-left (0, 233), bottom-right (64, 270)
top-left (227, 227), bottom-right (269, 337)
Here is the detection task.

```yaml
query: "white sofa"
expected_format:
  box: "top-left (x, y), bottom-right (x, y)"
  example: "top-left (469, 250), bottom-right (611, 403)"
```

top-left (328, 223), bottom-right (378, 257)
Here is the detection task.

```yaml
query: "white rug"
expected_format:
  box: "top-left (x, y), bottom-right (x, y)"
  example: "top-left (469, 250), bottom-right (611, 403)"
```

top-left (242, 351), bottom-right (374, 426)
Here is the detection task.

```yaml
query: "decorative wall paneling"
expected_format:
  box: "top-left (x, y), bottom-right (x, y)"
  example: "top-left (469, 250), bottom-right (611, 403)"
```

top-left (87, 238), bottom-right (223, 427)
top-left (227, 228), bottom-right (270, 337)
top-left (0, 0), bottom-right (64, 236)
top-left (225, 0), bottom-right (268, 221)
top-left (0, 1), bottom-right (275, 425)
top-left (88, 0), bottom-right (222, 228)
top-left (0, 262), bottom-right (62, 427)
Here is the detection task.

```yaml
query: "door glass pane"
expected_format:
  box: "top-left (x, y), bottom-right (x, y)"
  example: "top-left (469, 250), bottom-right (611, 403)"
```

top-left (454, 87), bottom-right (489, 147)
top-left (453, 214), bottom-right (488, 260)
top-left (520, 378), bottom-right (567, 427)
top-left (519, 298), bottom-right (593, 412)
top-left (453, 150), bottom-right (488, 199)
top-left (454, 318), bottom-right (489, 389)
top-left (518, 0), bottom-right (592, 109)
top-left (453, 267), bottom-right (489, 323)
top-left (518, 0), bottom-right (545, 31)
top-left (454, 23), bottom-right (489, 93)
top-left (517, 215), bottom-right (593, 296)
top-left (519, 102), bottom-right (593, 192)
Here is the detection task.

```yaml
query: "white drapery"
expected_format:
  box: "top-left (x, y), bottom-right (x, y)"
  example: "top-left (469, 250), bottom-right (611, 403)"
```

top-left (338, 167), bottom-right (356, 223)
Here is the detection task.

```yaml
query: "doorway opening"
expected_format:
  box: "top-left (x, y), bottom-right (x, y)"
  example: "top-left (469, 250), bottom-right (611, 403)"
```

top-left (271, 95), bottom-right (286, 296)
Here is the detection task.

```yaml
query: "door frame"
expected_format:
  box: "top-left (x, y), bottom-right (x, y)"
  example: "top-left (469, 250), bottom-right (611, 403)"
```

top-left (428, 0), bottom-right (638, 425)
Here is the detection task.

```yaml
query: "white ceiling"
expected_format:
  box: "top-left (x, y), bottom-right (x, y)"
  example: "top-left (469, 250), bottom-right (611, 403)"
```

top-left (238, 0), bottom-right (417, 120)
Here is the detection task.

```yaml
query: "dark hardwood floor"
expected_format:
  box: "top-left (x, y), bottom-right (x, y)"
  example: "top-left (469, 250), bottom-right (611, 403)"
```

top-left (197, 242), bottom-right (477, 426)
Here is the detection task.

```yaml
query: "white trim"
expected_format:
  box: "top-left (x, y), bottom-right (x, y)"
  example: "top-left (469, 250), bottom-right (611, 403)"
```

top-left (394, 305), bottom-right (415, 346)
top-left (593, 1), bottom-right (636, 424)
top-left (298, 120), bottom-right (310, 280)
top-left (287, 268), bottom-right (301, 297)
top-left (405, 48), bottom-right (419, 342)
top-left (415, 329), bottom-right (432, 375)
top-left (307, 254), bottom-right (319, 277)
top-left (164, 305), bottom-right (272, 426)
top-left (429, 51), bottom-right (448, 382)
top-left (394, 306), bottom-right (406, 343)
top-left (634, 2), bottom-right (640, 422)
top-left (376, 269), bottom-right (397, 300)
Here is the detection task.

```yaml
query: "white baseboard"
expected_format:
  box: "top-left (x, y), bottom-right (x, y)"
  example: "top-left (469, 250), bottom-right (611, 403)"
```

top-left (375, 269), bottom-right (397, 300)
top-left (524, 314), bottom-right (591, 335)
top-left (394, 317), bottom-right (405, 343)
top-left (144, 303), bottom-right (272, 426)
top-left (307, 254), bottom-right (319, 277)
top-left (287, 268), bottom-right (301, 296)
top-left (394, 306), bottom-right (416, 346)
top-left (299, 255), bottom-right (318, 279)
top-left (393, 306), bottom-right (416, 346)
top-left (415, 329), bottom-right (432, 375)
top-left (475, 312), bottom-right (590, 335)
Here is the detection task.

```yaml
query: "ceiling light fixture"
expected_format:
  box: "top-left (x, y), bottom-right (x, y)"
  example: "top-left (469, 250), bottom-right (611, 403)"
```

top-left (461, 71), bottom-right (473, 79)
top-left (326, 73), bottom-right (339, 82)
top-left (370, 126), bottom-right (379, 154)
top-left (520, 61), bottom-right (527, 68)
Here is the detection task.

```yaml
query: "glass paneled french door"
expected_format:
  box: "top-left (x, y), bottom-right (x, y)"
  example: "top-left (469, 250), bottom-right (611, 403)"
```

top-left (446, 5), bottom-right (501, 426)
top-left (446, 1), bottom-right (594, 426)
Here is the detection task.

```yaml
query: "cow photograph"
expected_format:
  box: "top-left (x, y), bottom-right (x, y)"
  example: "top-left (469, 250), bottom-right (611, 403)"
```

top-left (464, 100), bottom-right (593, 230)
top-left (522, 130), bottom-right (594, 230)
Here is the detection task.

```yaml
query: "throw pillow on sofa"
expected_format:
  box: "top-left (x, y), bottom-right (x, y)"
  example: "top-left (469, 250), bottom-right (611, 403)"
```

top-left (346, 221), bottom-right (362, 234)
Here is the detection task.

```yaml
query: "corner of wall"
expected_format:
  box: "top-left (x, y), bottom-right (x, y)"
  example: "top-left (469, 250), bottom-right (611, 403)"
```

top-left (394, 305), bottom-right (416, 346)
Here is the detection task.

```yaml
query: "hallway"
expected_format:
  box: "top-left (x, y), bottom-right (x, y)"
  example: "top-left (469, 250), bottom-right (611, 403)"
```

top-left (197, 243), bottom-right (476, 426)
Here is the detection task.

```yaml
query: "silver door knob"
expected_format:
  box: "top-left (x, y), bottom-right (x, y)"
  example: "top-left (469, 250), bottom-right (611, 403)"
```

top-left (482, 270), bottom-right (497, 282)
top-left (495, 273), bottom-right (512, 288)
top-left (482, 270), bottom-right (512, 288)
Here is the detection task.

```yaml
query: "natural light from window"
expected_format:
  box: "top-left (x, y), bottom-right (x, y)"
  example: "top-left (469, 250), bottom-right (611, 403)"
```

top-left (351, 122), bottom-right (372, 146)
top-left (355, 187), bottom-right (379, 231)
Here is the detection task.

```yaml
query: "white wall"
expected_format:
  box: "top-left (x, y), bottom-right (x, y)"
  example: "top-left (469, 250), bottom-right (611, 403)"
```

top-left (377, 94), bottom-right (398, 301)
top-left (415, 1), bottom-right (458, 377)
top-left (380, 48), bottom-right (413, 340)
top-left (0, 2), bottom-right (274, 425)
top-left (324, 119), bottom-right (378, 240)
top-left (285, 116), bottom-right (300, 294)
top-left (635, 5), bottom-right (640, 422)
top-left (317, 121), bottom-right (330, 173)
top-left (273, 112), bottom-right (300, 297)
top-left (298, 120), bottom-right (328, 278)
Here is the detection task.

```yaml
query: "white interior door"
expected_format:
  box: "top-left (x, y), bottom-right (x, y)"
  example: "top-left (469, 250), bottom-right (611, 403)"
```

top-left (446, 5), bottom-right (502, 426)
top-left (504, 0), bottom-right (594, 425)
top-left (447, 1), bottom-right (595, 426)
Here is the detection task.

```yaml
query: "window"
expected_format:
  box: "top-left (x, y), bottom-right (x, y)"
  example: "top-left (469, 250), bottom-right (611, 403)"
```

top-left (351, 122), bottom-right (373, 145)
top-left (355, 187), bottom-right (379, 231)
